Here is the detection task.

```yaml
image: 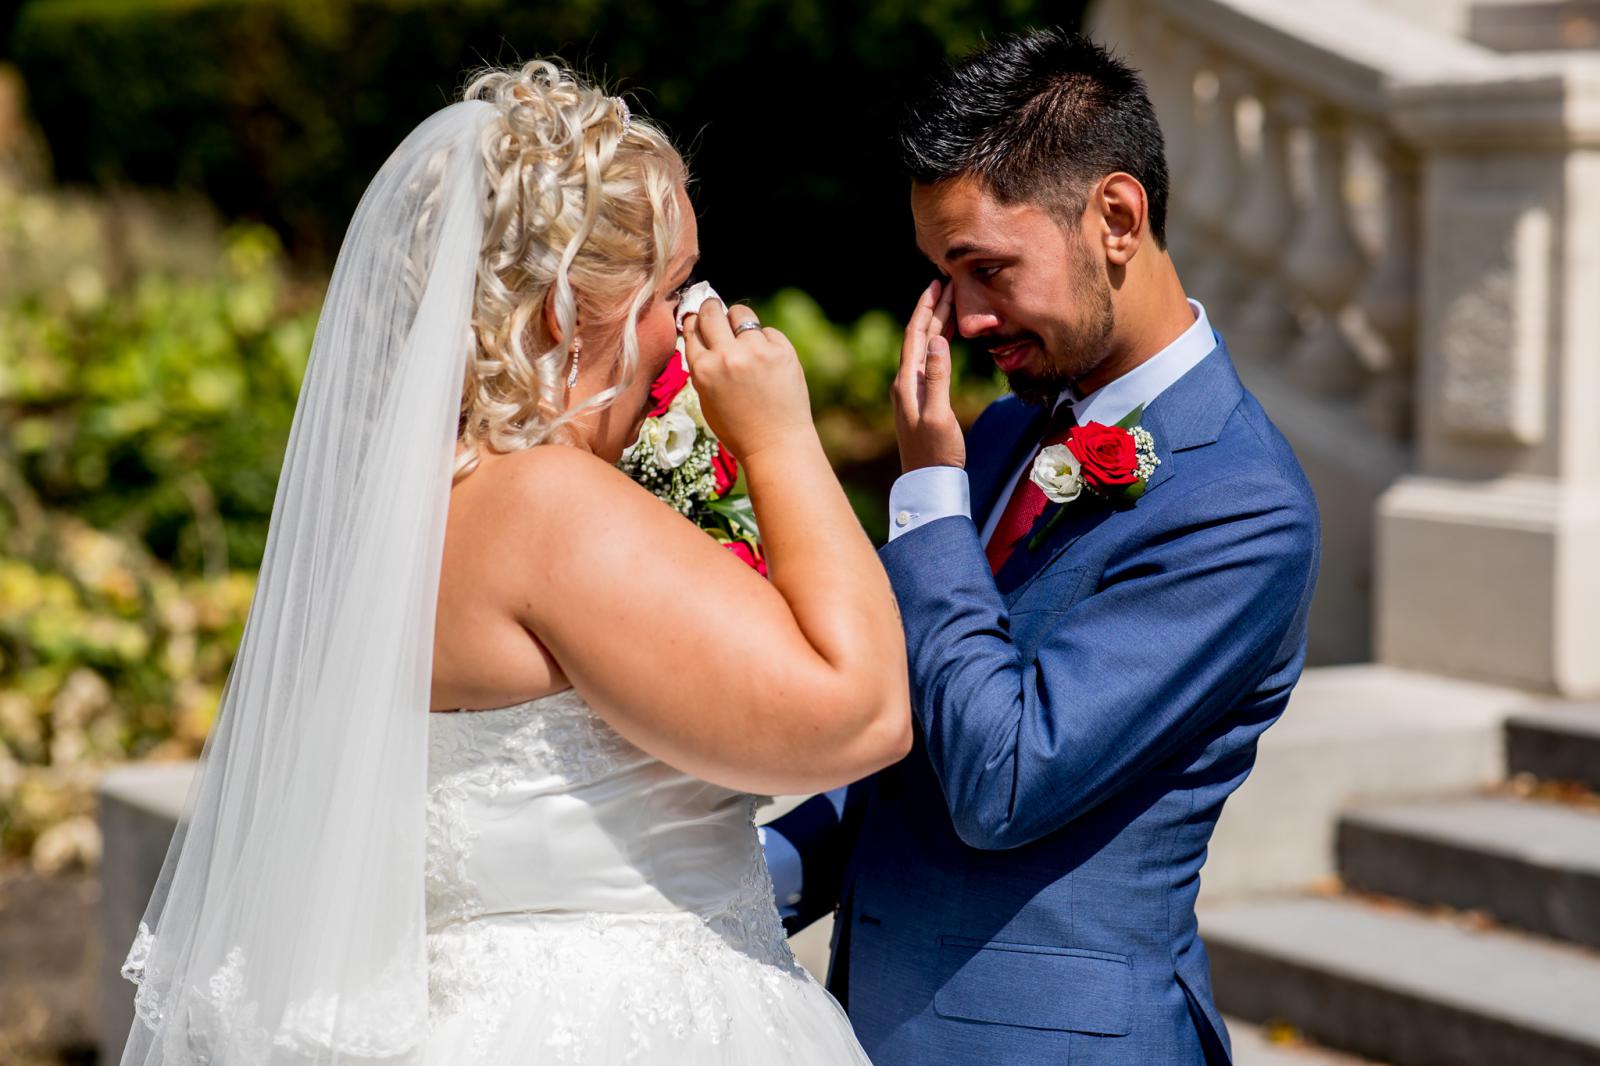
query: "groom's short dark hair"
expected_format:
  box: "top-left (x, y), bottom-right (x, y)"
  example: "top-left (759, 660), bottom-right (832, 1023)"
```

top-left (897, 28), bottom-right (1169, 248)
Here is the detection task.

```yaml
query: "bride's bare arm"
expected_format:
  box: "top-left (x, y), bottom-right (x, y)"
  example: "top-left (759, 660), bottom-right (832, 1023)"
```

top-left (477, 300), bottom-right (908, 795)
top-left (493, 442), bottom-right (910, 796)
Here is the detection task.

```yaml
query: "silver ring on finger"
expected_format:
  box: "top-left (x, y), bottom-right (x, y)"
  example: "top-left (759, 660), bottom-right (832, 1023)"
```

top-left (731, 320), bottom-right (762, 337)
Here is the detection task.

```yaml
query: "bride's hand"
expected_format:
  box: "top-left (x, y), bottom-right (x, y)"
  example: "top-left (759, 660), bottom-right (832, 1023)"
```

top-left (681, 299), bottom-right (814, 461)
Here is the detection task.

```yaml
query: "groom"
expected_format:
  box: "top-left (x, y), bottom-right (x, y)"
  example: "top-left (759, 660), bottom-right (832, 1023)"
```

top-left (766, 28), bottom-right (1319, 1064)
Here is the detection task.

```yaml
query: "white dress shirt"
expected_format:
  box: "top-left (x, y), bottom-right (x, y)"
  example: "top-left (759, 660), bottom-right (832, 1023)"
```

top-left (887, 299), bottom-right (1215, 544)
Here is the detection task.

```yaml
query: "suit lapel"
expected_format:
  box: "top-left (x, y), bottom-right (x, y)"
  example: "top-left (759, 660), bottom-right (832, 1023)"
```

top-left (998, 341), bottom-right (1246, 602)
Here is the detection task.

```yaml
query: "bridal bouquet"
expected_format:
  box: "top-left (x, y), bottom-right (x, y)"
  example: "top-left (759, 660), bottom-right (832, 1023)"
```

top-left (618, 284), bottom-right (767, 575)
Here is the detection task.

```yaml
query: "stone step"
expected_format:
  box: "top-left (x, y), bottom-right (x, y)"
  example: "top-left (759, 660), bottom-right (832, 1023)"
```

top-left (1507, 706), bottom-right (1600, 792)
top-left (1202, 896), bottom-right (1600, 1066)
top-left (1228, 1016), bottom-right (1386, 1064)
top-left (1197, 665), bottom-right (1513, 901)
top-left (1338, 796), bottom-right (1600, 949)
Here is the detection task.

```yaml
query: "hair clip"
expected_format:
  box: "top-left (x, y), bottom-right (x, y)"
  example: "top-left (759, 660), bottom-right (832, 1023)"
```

top-left (612, 96), bottom-right (632, 138)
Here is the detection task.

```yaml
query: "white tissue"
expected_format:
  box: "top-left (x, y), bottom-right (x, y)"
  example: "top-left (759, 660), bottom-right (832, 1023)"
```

top-left (675, 281), bottom-right (721, 330)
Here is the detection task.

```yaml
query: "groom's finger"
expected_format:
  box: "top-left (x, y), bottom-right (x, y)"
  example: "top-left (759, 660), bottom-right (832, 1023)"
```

top-left (927, 277), bottom-right (955, 342)
top-left (901, 281), bottom-right (938, 369)
top-left (923, 335), bottom-right (954, 416)
top-left (897, 281), bottom-right (939, 412)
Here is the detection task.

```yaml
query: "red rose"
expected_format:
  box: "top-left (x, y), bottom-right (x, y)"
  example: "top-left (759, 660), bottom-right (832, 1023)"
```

top-left (647, 348), bottom-right (690, 417)
top-left (725, 540), bottom-right (768, 577)
top-left (1065, 422), bottom-right (1139, 488)
top-left (711, 444), bottom-right (738, 496)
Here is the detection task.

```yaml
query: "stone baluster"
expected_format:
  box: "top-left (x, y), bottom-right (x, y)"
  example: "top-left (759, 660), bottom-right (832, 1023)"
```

top-left (1185, 57), bottom-right (1250, 321)
top-left (1091, 0), bottom-right (1139, 48)
top-left (1156, 34), bottom-right (1204, 259)
top-left (1282, 101), bottom-right (1369, 396)
top-left (1146, 18), bottom-right (1195, 186)
top-left (1355, 138), bottom-right (1420, 438)
top-left (1229, 80), bottom-right (1302, 362)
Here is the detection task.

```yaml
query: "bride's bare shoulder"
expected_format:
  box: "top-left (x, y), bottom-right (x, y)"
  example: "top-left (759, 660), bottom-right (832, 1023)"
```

top-left (456, 444), bottom-right (667, 540)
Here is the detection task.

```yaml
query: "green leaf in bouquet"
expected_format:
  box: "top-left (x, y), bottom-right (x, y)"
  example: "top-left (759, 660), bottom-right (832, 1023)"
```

top-left (705, 495), bottom-right (760, 540)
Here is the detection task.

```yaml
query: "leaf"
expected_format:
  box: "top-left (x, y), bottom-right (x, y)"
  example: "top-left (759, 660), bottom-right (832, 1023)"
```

top-left (705, 495), bottom-right (760, 539)
top-left (1026, 503), bottom-right (1071, 552)
top-left (1113, 403), bottom-right (1146, 431)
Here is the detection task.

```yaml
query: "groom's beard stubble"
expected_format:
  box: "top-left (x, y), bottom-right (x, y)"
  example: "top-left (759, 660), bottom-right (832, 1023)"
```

top-left (990, 239), bottom-right (1115, 408)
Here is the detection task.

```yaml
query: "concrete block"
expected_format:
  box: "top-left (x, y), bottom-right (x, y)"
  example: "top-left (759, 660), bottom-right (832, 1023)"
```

top-left (1201, 665), bottom-right (1519, 901)
top-left (97, 761), bottom-right (193, 1065)
top-left (1228, 1016), bottom-right (1387, 1065)
top-left (1339, 796), bottom-right (1600, 948)
top-left (1203, 896), bottom-right (1600, 1066)
top-left (1506, 705), bottom-right (1600, 790)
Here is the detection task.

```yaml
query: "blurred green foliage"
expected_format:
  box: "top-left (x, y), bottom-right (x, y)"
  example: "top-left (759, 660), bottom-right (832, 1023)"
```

top-left (0, 194), bottom-right (1000, 863)
top-left (0, 193), bottom-right (311, 861)
top-left (9, 0), bottom-right (1083, 319)
top-left (0, 0), bottom-right (1059, 862)
top-left (6, 227), bottom-right (316, 573)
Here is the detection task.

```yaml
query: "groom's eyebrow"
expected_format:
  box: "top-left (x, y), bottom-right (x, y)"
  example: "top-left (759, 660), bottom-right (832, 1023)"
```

top-left (928, 242), bottom-right (1000, 265)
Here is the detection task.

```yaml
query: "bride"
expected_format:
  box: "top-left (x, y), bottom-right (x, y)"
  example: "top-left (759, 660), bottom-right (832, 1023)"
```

top-left (119, 61), bottom-right (908, 1064)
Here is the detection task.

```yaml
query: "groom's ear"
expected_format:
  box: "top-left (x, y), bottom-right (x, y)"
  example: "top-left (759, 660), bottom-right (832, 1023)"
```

top-left (1093, 172), bottom-right (1149, 267)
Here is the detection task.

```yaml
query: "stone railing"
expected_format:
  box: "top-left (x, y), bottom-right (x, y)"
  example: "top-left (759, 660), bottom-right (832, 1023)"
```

top-left (1088, 0), bottom-right (1600, 695)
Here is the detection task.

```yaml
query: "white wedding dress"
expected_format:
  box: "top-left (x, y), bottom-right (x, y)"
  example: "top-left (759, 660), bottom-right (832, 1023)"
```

top-left (422, 690), bottom-right (872, 1065)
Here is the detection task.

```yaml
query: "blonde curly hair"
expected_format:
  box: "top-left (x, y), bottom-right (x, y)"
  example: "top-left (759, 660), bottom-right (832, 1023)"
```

top-left (457, 61), bottom-right (687, 477)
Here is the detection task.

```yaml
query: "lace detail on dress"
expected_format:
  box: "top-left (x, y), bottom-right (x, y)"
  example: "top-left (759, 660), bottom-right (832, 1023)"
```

top-left (427, 912), bottom-right (807, 1064)
top-left (428, 690), bottom-right (642, 787)
top-left (123, 921), bottom-right (165, 1030)
top-left (425, 691), bottom-right (647, 926)
top-left (704, 796), bottom-right (794, 965)
top-left (121, 924), bottom-right (427, 1062)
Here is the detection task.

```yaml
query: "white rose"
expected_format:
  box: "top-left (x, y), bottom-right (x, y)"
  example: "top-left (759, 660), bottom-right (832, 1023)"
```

top-left (645, 410), bottom-right (698, 469)
top-left (670, 381), bottom-right (707, 431)
top-left (1030, 444), bottom-right (1083, 504)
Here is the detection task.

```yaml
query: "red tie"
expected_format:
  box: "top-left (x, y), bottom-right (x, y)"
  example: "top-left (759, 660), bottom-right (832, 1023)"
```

top-left (985, 406), bottom-right (1077, 574)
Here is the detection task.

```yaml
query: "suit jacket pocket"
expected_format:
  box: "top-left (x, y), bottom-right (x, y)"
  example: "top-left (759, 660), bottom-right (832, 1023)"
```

top-left (1006, 564), bottom-right (1089, 617)
top-left (933, 935), bottom-right (1132, 1036)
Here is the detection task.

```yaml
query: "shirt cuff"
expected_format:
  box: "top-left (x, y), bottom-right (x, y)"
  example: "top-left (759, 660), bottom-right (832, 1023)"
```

top-left (758, 825), bottom-right (804, 919)
top-left (887, 466), bottom-right (971, 542)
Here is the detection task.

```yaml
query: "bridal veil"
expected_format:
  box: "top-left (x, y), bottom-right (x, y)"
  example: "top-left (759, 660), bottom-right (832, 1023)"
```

top-left (120, 100), bottom-right (495, 1064)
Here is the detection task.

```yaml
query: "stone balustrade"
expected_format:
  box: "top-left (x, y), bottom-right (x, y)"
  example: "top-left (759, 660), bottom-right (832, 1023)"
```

top-left (1088, 0), bottom-right (1600, 695)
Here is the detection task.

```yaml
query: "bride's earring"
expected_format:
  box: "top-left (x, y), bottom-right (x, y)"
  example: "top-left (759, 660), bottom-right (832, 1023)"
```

top-left (566, 337), bottom-right (582, 390)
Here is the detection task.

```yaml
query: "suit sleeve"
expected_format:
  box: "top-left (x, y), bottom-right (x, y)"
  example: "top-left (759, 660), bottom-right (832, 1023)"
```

top-left (879, 471), bottom-right (1318, 851)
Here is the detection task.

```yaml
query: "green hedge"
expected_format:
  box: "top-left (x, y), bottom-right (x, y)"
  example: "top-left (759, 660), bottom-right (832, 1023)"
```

top-left (0, 187), bottom-right (1002, 863)
top-left (0, 215), bottom-right (304, 860)
top-left (10, 0), bottom-right (1083, 320)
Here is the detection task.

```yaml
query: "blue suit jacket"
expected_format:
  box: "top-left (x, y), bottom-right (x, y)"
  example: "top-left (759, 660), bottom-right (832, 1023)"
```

top-left (776, 341), bottom-right (1319, 1064)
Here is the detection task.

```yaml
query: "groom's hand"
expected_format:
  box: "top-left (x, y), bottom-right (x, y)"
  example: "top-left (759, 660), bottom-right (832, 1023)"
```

top-left (893, 279), bottom-right (964, 471)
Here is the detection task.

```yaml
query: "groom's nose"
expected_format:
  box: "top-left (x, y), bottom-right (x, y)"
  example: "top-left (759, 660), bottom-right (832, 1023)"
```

top-left (957, 307), bottom-right (1002, 338)
top-left (950, 281), bottom-right (1002, 337)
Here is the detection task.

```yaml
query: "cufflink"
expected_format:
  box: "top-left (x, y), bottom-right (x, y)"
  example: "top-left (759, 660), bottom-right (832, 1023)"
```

top-left (895, 510), bottom-right (913, 528)
top-left (785, 892), bottom-right (802, 906)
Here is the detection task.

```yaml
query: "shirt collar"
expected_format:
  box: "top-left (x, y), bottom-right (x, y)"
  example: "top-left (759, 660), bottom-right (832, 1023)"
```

top-left (1056, 299), bottom-right (1214, 426)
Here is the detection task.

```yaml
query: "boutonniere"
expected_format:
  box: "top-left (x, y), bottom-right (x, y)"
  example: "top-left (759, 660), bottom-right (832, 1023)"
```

top-left (1027, 405), bottom-right (1160, 550)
